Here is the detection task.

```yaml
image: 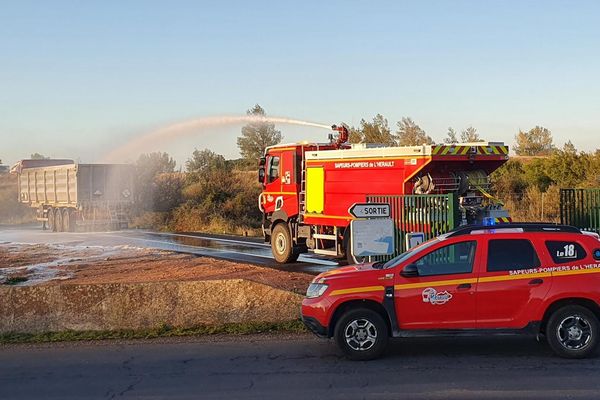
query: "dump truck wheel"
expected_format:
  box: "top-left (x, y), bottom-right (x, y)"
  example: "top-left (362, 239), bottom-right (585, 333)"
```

top-left (63, 209), bottom-right (74, 232)
top-left (55, 208), bottom-right (64, 232)
top-left (271, 223), bottom-right (299, 263)
top-left (47, 208), bottom-right (56, 232)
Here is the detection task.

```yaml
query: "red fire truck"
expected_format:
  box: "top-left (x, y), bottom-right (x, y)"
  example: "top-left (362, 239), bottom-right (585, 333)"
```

top-left (258, 124), bottom-right (511, 264)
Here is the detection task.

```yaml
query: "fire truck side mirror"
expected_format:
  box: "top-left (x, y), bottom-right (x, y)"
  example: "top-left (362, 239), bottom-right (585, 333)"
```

top-left (400, 264), bottom-right (419, 278)
top-left (258, 167), bottom-right (265, 184)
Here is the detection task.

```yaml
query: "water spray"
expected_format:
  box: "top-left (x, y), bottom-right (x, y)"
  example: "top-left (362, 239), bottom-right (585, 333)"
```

top-left (101, 115), bottom-right (332, 163)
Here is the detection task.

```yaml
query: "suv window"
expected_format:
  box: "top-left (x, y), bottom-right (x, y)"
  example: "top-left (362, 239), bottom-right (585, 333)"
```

top-left (487, 239), bottom-right (540, 272)
top-left (268, 156), bottom-right (280, 183)
top-left (414, 241), bottom-right (476, 277)
top-left (546, 241), bottom-right (587, 264)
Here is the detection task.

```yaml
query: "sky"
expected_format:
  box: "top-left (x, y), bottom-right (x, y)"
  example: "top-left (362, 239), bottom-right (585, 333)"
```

top-left (1, 0), bottom-right (599, 167)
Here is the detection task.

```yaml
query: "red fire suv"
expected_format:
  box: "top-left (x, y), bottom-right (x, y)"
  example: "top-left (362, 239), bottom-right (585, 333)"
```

top-left (301, 223), bottom-right (600, 360)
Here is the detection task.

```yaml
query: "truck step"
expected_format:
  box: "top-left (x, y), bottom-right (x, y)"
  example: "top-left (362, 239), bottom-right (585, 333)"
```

top-left (313, 248), bottom-right (339, 256)
top-left (313, 233), bottom-right (337, 240)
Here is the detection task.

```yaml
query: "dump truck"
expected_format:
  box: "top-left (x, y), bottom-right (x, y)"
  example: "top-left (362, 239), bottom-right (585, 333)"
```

top-left (258, 124), bottom-right (511, 263)
top-left (12, 159), bottom-right (134, 232)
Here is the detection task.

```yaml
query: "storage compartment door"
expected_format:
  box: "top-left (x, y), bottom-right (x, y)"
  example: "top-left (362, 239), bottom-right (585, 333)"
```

top-left (306, 167), bottom-right (324, 213)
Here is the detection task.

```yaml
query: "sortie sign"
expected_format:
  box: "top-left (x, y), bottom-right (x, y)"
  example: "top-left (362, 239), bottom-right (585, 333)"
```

top-left (349, 203), bottom-right (391, 218)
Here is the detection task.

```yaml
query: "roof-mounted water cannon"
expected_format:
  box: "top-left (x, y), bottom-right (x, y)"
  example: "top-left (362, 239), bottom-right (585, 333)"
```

top-left (330, 123), bottom-right (349, 149)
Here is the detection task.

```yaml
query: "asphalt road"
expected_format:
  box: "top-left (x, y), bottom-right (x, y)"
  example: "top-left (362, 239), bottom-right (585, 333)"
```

top-left (2, 334), bottom-right (600, 400)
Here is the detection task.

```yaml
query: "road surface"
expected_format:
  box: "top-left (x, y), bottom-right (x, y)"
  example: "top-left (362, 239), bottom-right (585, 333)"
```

top-left (0, 225), bottom-right (338, 275)
top-left (2, 334), bottom-right (600, 399)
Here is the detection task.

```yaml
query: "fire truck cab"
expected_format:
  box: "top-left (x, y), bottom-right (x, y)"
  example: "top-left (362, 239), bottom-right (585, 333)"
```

top-left (258, 125), bottom-right (511, 264)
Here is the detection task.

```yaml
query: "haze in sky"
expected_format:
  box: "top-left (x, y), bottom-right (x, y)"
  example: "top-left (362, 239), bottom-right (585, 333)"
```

top-left (1, 0), bottom-right (599, 166)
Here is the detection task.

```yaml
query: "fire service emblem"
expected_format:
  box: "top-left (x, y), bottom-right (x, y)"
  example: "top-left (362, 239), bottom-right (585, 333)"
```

top-left (422, 287), bottom-right (453, 305)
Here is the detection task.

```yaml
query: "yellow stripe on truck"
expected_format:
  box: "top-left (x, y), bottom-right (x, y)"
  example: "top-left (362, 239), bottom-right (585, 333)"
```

top-left (325, 267), bottom-right (600, 297)
top-left (395, 278), bottom-right (478, 290)
top-left (330, 286), bottom-right (385, 296)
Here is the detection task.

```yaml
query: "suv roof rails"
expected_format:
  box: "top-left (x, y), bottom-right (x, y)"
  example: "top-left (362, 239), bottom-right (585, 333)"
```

top-left (446, 223), bottom-right (582, 238)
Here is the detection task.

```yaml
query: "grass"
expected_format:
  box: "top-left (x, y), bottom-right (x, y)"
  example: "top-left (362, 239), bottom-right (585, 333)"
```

top-left (0, 319), bottom-right (307, 344)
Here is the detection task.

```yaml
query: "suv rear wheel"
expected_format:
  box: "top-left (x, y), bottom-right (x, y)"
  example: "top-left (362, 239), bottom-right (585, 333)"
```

top-left (546, 305), bottom-right (600, 358)
top-left (334, 308), bottom-right (389, 361)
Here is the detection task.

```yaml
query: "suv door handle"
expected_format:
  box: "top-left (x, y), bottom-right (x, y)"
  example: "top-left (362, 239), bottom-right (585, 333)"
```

top-left (457, 283), bottom-right (472, 290)
top-left (529, 278), bottom-right (544, 285)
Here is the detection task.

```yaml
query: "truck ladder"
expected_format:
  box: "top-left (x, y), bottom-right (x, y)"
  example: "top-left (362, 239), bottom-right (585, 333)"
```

top-left (298, 155), bottom-right (306, 223)
top-left (312, 226), bottom-right (339, 256)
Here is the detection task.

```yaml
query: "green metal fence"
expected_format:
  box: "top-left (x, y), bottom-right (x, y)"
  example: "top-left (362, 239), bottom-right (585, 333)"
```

top-left (560, 188), bottom-right (600, 234)
top-left (366, 193), bottom-right (460, 260)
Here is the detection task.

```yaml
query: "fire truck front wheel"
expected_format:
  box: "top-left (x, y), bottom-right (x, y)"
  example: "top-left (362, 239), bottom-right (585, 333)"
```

top-left (271, 223), bottom-right (299, 264)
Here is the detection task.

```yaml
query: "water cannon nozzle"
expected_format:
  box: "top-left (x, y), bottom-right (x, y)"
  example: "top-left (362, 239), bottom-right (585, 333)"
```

top-left (330, 122), bottom-right (349, 148)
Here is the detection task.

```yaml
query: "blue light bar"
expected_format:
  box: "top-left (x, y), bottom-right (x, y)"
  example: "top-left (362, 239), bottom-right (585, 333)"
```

top-left (483, 217), bottom-right (496, 226)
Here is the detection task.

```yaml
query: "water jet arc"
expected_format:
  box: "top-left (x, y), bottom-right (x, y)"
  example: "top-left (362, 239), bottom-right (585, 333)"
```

top-left (101, 115), bottom-right (331, 162)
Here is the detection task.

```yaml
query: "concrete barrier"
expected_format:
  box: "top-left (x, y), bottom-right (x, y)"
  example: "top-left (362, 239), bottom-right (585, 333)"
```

top-left (0, 279), bottom-right (303, 333)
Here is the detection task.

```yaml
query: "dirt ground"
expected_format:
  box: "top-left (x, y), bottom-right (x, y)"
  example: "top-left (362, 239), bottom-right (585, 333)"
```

top-left (0, 243), bottom-right (314, 294)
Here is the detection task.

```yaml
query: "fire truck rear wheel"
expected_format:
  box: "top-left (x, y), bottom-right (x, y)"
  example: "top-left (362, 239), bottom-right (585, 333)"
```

top-left (334, 308), bottom-right (389, 361)
top-left (271, 223), bottom-right (299, 264)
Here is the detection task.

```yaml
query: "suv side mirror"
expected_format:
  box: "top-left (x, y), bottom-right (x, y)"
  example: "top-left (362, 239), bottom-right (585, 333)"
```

top-left (258, 167), bottom-right (265, 183)
top-left (401, 264), bottom-right (419, 278)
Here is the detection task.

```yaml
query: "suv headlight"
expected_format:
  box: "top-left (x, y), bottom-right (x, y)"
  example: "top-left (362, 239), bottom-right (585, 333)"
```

top-left (306, 283), bottom-right (329, 299)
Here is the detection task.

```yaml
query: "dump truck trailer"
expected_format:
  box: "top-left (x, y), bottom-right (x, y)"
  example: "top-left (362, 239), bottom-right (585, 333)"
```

top-left (258, 124), bottom-right (511, 264)
top-left (12, 160), bottom-right (134, 232)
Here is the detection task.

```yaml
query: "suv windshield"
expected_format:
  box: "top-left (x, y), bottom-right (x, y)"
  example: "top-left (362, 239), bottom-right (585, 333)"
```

top-left (382, 238), bottom-right (440, 269)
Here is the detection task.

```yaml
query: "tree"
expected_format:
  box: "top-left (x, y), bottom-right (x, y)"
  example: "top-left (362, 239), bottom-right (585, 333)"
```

top-left (396, 117), bottom-right (434, 146)
top-left (460, 126), bottom-right (482, 142)
top-left (347, 126), bottom-right (362, 144)
top-left (135, 152), bottom-right (176, 211)
top-left (513, 126), bottom-right (554, 156)
top-left (490, 159), bottom-right (527, 195)
top-left (186, 149), bottom-right (226, 176)
top-left (30, 153), bottom-right (49, 160)
top-left (358, 114), bottom-right (396, 146)
top-left (444, 127), bottom-right (458, 144)
top-left (237, 104), bottom-right (282, 161)
top-left (152, 173), bottom-right (185, 212)
top-left (543, 141), bottom-right (589, 188)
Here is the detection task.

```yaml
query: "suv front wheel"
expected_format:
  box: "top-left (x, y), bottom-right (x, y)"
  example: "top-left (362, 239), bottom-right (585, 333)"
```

top-left (334, 308), bottom-right (389, 361)
top-left (546, 305), bottom-right (600, 359)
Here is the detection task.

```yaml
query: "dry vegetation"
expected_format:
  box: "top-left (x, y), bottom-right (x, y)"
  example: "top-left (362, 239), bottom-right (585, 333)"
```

top-left (130, 151), bottom-right (262, 235)
top-left (0, 174), bottom-right (35, 224)
top-left (491, 144), bottom-right (600, 223)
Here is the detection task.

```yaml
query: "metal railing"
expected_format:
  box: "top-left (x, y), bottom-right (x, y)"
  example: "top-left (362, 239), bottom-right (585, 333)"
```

top-left (560, 188), bottom-right (600, 234)
top-left (366, 193), bottom-right (460, 260)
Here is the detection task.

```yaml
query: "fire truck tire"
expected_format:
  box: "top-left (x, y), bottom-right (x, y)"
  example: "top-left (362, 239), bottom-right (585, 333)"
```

top-left (47, 208), bottom-right (56, 232)
top-left (271, 223), bottom-right (299, 263)
top-left (334, 308), bottom-right (389, 361)
top-left (546, 305), bottom-right (600, 359)
top-left (55, 208), bottom-right (64, 232)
